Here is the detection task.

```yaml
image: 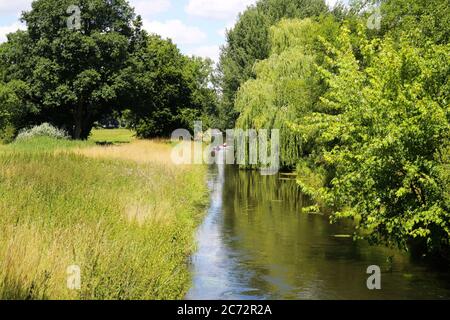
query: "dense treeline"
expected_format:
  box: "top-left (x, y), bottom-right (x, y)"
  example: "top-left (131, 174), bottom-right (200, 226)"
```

top-left (0, 0), bottom-right (216, 141)
top-left (229, 0), bottom-right (449, 259)
top-left (217, 0), bottom-right (331, 129)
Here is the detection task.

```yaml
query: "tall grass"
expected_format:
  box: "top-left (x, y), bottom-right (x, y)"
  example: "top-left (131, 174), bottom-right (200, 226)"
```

top-left (0, 134), bottom-right (207, 299)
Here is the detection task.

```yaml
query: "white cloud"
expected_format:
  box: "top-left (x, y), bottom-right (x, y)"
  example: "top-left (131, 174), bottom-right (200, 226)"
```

top-left (0, 0), bottom-right (32, 15)
top-left (0, 21), bottom-right (25, 43)
top-left (185, 0), bottom-right (257, 20)
top-left (143, 19), bottom-right (207, 45)
top-left (129, 0), bottom-right (171, 18)
top-left (0, 1), bottom-right (172, 18)
top-left (187, 45), bottom-right (220, 62)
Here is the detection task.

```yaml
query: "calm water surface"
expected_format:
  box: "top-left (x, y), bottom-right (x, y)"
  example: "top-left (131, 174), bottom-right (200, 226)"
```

top-left (187, 156), bottom-right (450, 300)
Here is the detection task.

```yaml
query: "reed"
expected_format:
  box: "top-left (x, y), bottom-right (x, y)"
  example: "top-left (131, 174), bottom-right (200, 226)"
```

top-left (0, 133), bottom-right (207, 299)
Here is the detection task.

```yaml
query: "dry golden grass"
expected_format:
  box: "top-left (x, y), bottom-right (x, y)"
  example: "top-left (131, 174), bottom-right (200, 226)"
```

top-left (0, 224), bottom-right (80, 299)
top-left (125, 201), bottom-right (175, 226)
top-left (72, 140), bottom-right (174, 165)
top-left (71, 140), bottom-right (196, 226)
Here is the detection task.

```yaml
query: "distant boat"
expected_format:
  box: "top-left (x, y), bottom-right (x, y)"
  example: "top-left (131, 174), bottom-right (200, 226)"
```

top-left (213, 143), bottom-right (231, 152)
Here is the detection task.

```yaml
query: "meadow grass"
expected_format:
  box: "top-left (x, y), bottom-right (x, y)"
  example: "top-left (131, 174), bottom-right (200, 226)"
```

top-left (0, 131), bottom-right (207, 299)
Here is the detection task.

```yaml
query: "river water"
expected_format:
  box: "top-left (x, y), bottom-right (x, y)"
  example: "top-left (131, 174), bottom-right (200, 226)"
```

top-left (186, 157), bottom-right (450, 300)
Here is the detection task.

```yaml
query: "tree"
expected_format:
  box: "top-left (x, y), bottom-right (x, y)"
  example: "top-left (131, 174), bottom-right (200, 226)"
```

top-left (311, 24), bottom-right (450, 257)
top-left (234, 9), bottom-right (449, 258)
top-left (380, 0), bottom-right (450, 45)
top-left (184, 56), bottom-right (220, 130)
top-left (218, 0), bottom-right (329, 129)
top-left (0, 80), bottom-right (29, 143)
top-left (234, 17), bottom-right (340, 169)
top-left (0, 0), bottom-right (144, 139)
top-left (120, 35), bottom-right (217, 138)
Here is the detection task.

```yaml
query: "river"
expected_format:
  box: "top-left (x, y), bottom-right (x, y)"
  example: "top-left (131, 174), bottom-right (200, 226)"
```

top-left (186, 155), bottom-right (450, 300)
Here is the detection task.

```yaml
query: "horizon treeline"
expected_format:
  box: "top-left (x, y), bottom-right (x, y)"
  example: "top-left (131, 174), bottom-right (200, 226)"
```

top-left (0, 0), bottom-right (218, 141)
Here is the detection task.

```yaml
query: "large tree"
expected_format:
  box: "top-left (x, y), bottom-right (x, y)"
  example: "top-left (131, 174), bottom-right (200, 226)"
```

top-left (315, 25), bottom-right (450, 257)
top-left (234, 17), bottom-right (340, 169)
top-left (0, 0), bottom-right (144, 139)
top-left (118, 35), bottom-right (218, 138)
top-left (218, 0), bottom-right (329, 129)
top-left (380, 0), bottom-right (450, 45)
top-left (233, 2), bottom-right (450, 258)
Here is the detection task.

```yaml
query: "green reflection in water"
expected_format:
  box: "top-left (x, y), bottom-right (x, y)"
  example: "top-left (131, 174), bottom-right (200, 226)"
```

top-left (188, 163), bottom-right (450, 300)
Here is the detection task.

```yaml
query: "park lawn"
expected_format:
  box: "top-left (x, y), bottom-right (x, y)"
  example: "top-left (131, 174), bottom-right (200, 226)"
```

top-left (89, 128), bottom-right (136, 144)
top-left (0, 132), bottom-right (207, 299)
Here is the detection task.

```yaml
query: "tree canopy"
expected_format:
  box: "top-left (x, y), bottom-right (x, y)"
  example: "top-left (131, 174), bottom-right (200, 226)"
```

top-left (120, 35), bottom-right (217, 138)
top-left (0, 0), bottom-right (144, 139)
top-left (0, 0), bottom-right (216, 140)
top-left (233, 0), bottom-right (450, 258)
top-left (217, 0), bottom-right (330, 129)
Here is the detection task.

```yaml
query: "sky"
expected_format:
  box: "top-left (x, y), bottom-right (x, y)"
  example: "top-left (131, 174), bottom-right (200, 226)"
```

top-left (0, 0), bottom-right (340, 62)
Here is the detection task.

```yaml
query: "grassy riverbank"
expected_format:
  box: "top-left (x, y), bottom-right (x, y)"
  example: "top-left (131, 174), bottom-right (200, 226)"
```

top-left (0, 130), bottom-right (207, 299)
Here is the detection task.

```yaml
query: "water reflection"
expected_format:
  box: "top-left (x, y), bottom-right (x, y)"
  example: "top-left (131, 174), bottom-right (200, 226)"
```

top-left (187, 155), bottom-right (450, 300)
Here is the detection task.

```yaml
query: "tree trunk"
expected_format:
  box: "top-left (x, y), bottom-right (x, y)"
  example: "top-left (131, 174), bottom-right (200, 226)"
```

top-left (73, 101), bottom-right (83, 140)
top-left (73, 99), bottom-right (95, 140)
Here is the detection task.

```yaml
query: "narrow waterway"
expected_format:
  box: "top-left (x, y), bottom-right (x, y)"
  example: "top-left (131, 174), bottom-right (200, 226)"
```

top-left (187, 156), bottom-right (450, 300)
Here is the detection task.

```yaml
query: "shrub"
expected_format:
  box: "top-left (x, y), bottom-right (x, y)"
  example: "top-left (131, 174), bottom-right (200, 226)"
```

top-left (15, 123), bottom-right (69, 141)
top-left (0, 124), bottom-right (16, 144)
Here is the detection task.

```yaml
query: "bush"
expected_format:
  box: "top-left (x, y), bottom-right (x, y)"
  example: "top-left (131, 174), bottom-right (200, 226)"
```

top-left (0, 124), bottom-right (16, 144)
top-left (15, 123), bottom-right (69, 141)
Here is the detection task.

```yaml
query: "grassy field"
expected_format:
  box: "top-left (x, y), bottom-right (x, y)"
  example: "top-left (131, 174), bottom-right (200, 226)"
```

top-left (89, 128), bottom-right (136, 144)
top-left (0, 130), bottom-right (207, 299)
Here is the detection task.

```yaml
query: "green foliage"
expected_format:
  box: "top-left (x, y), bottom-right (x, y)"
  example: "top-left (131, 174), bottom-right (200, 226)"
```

top-left (218, 0), bottom-right (329, 129)
top-left (316, 26), bottom-right (450, 255)
top-left (218, 7), bottom-right (270, 129)
top-left (235, 17), bottom-right (340, 168)
top-left (0, 0), bottom-right (217, 140)
top-left (120, 35), bottom-right (217, 138)
top-left (0, 79), bottom-right (30, 142)
top-left (380, 0), bottom-right (450, 45)
top-left (0, 0), bottom-right (144, 140)
top-left (233, 1), bottom-right (450, 258)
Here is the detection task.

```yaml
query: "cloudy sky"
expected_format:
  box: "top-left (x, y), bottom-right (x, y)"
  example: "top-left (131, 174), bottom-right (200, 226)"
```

top-left (0, 0), bottom-right (340, 62)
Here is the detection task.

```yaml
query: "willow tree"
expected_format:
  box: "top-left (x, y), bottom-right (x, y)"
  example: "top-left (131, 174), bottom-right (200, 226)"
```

top-left (218, 0), bottom-right (329, 129)
top-left (0, 0), bottom-right (144, 139)
top-left (234, 17), bottom-right (339, 169)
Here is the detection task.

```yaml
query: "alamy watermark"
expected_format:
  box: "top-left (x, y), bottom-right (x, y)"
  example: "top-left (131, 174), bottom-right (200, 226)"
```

top-left (67, 5), bottom-right (81, 31)
top-left (367, 6), bottom-right (382, 31)
top-left (366, 265), bottom-right (381, 290)
top-left (67, 264), bottom-right (81, 290)
top-left (170, 121), bottom-right (280, 175)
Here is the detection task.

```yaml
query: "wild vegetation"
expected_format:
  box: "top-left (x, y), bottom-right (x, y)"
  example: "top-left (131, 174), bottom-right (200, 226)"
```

top-left (230, 0), bottom-right (449, 259)
top-left (0, 0), bottom-right (215, 300)
top-left (0, 131), bottom-right (207, 299)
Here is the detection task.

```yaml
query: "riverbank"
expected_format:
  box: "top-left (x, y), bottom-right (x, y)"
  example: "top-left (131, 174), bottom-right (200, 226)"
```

top-left (0, 130), bottom-right (208, 299)
top-left (188, 164), bottom-right (450, 299)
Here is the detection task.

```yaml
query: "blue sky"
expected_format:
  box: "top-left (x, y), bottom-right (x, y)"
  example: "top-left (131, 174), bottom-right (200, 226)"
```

top-left (0, 0), bottom-right (340, 62)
